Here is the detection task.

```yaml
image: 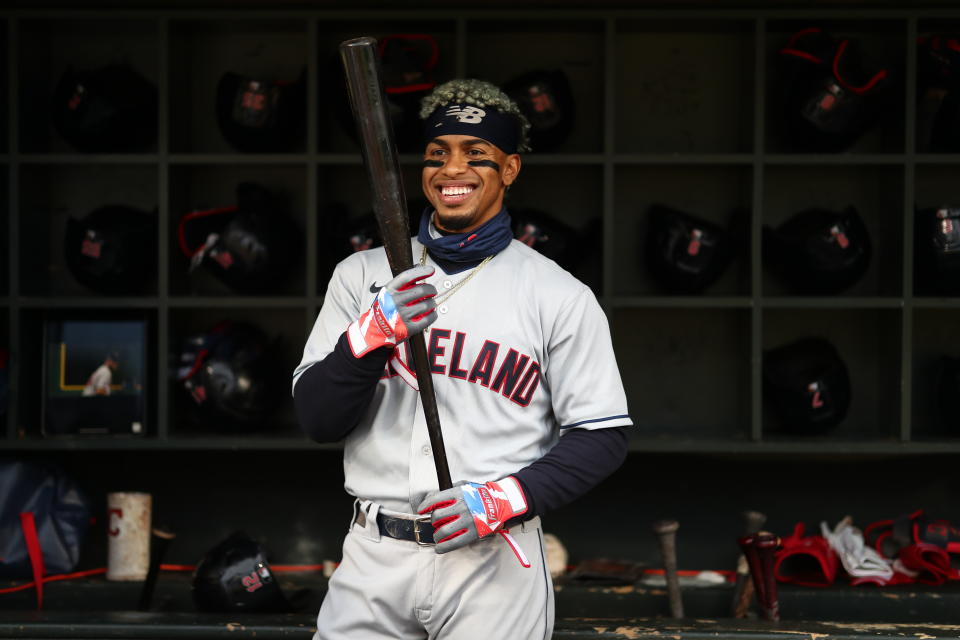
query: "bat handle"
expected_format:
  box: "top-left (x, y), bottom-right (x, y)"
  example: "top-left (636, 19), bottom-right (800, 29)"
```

top-left (407, 333), bottom-right (452, 490)
top-left (754, 533), bottom-right (781, 622)
top-left (653, 519), bottom-right (684, 619)
top-left (138, 527), bottom-right (175, 611)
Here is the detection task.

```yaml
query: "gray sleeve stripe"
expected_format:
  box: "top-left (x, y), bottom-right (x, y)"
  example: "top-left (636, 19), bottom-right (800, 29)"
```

top-left (560, 415), bottom-right (631, 430)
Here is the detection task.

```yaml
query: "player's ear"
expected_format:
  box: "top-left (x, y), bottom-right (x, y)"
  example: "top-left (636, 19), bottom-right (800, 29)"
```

top-left (501, 154), bottom-right (521, 187)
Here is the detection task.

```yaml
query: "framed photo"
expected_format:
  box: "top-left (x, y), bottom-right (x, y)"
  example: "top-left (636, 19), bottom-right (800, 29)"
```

top-left (42, 314), bottom-right (149, 437)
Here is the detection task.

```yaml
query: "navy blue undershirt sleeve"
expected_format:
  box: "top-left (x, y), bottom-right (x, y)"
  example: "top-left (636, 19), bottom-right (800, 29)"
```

top-left (511, 426), bottom-right (628, 524)
top-left (294, 332), bottom-right (391, 442)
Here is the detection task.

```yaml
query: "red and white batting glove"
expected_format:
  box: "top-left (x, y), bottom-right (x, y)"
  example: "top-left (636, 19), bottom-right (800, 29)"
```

top-left (346, 265), bottom-right (437, 358)
top-left (417, 477), bottom-right (531, 567)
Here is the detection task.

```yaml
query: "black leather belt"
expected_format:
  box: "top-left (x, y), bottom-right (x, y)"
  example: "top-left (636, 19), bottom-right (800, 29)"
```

top-left (355, 508), bottom-right (435, 545)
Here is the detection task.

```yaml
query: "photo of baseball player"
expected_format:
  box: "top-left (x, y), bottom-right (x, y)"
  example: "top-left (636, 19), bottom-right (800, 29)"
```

top-left (81, 351), bottom-right (120, 397)
top-left (294, 78), bottom-right (632, 639)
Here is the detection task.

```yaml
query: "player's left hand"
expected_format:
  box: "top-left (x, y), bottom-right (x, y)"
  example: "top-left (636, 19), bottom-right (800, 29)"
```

top-left (417, 477), bottom-right (528, 554)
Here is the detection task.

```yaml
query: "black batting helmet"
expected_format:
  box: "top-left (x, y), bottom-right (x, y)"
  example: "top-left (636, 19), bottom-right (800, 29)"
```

top-left (52, 63), bottom-right (158, 153)
top-left (64, 204), bottom-right (157, 294)
top-left (503, 69), bottom-right (575, 152)
top-left (915, 206), bottom-right (960, 295)
top-left (176, 321), bottom-right (283, 432)
top-left (216, 69), bottom-right (306, 152)
top-left (332, 34), bottom-right (439, 152)
top-left (763, 206), bottom-right (872, 294)
top-left (763, 337), bottom-right (851, 434)
top-left (644, 204), bottom-right (740, 294)
top-left (511, 207), bottom-right (579, 271)
top-left (192, 531), bottom-right (290, 613)
top-left (777, 27), bottom-right (888, 152)
top-left (177, 182), bottom-right (299, 293)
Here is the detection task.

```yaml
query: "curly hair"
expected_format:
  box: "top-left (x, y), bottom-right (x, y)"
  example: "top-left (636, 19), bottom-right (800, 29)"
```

top-left (419, 78), bottom-right (531, 153)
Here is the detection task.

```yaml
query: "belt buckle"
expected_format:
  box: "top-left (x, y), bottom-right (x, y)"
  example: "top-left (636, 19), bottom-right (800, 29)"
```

top-left (413, 515), bottom-right (434, 546)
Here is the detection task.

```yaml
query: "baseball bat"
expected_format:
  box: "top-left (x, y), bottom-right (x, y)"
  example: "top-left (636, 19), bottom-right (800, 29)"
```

top-left (339, 37), bottom-right (452, 491)
top-left (652, 519), bottom-right (684, 618)
top-left (754, 532), bottom-right (781, 621)
top-left (732, 510), bottom-right (767, 618)
top-left (737, 534), bottom-right (767, 616)
top-left (138, 527), bottom-right (175, 611)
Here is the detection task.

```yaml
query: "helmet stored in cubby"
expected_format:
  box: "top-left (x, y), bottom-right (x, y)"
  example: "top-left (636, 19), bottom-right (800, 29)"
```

top-left (915, 206), bottom-right (960, 295)
top-left (176, 320), bottom-right (283, 432)
top-left (511, 207), bottom-right (580, 272)
top-left (177, 182), bottom-right (300, 293)
top-left (643, 204), bottom-right (741, 294)
top-left (763, 336), bottom-right (851, 434)
top-left (763, 206), bottom-right (872, 294)
top-left (503, 69), bottom-right (575, 151)
top-left (52, 63), bottom-right (158, 152)
top-left (216, 69), bottom-right (306, 152)
top-left (777, 27), bottom-right (889, 152)
top-left (64, 204), bottom-right (157, 295)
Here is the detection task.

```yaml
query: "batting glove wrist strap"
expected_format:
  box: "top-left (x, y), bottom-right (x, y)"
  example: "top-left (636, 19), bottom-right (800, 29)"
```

top-left (347, 265), bottom-right (437, 358)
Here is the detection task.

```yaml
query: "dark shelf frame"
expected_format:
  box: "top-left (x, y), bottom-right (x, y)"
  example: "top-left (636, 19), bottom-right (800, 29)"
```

top-left (3, 7), bottom-right (960, 452)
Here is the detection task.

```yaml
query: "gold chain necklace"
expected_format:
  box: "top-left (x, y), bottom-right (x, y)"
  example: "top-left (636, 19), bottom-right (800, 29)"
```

top-left (420, 246), bottom-right (493, 307)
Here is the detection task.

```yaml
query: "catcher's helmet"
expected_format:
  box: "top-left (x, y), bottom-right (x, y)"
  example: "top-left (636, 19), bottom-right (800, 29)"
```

top-left (503, 69), bottom-right (575, 151)
top-left (52, 64), bottom-right (158, 152)
top-left (216, 69), bottom-right (306, 152)
top-left (177, 321), bottom-right (283, 432)
top-left (763, 206), bottom-right (872, 294)
top-left (763, 337), bottom-right (851, 434)
top-left (777, 27), bottom-right (888, 152)
top-left (644, 204), bottom-right (739, 294)
top-left (64, 204), bottom-right (157, 294)
top-left (178, 182), bottom-right (299, 293)
top-left (192, 531), bottom-right (290, 613)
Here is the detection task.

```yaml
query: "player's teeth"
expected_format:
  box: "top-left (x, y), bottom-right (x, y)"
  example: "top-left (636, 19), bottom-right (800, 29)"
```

top-left (442, 186), bottom-right (474, 196)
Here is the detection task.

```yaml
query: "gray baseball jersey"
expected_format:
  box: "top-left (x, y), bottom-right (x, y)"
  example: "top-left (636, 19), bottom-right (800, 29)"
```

top-left (294, 235), bottom-right (632, 514)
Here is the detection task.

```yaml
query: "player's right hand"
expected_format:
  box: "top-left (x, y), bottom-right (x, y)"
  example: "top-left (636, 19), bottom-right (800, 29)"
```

top-left (346, 264), bottom-right (437, 358)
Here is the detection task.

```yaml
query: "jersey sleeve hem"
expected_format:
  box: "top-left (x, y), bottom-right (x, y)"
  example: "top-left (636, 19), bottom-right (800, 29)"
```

top-left (559, 414), bottom-right (633, 431)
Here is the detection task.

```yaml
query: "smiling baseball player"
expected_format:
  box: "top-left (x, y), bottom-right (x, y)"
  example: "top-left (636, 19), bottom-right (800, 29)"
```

top-left (294, 78), bottom-right (632, 640)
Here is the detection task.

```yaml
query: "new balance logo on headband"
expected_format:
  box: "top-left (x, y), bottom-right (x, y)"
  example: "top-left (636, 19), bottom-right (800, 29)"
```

top-left (443, 105), bottom-right (486, 124)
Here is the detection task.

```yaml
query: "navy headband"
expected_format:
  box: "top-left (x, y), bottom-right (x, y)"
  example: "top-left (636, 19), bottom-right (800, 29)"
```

top-left (423, 104), bottom-right (521, 154)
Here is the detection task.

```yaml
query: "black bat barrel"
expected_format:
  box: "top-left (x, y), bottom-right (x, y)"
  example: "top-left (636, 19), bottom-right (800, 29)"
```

top-left (339, 37), bottom-right (414, 276)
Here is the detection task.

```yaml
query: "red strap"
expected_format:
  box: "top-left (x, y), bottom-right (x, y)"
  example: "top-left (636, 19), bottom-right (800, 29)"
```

top-left (176, 206), bottom-right (238, 257)
top-left (19, 512), bottom-right (45, 610)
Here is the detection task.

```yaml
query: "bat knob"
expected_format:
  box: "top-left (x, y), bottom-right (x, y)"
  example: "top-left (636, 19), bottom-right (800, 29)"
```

top-left (653, 519), bottom-right (679, 536)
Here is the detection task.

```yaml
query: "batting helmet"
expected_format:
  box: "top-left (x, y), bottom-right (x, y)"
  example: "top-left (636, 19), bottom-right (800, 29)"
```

top-left (177, 182), bottom-right (299, 293)
top-left (193, 531), bottom-right (291, 613)
top-left (643, 204), bottom-right (740, 294)
top-left (511, 207), bottom-right (579, 271)
top-left (176, 321), bottom-right (283, 432)
top-left (763, 337), bottom-right (851, 434)
top-left (64, 204), bottom-right (157, 294)
top-left (915, 206), bottom-right (960, 295)
top-left (52, 63), bottom-right (158, 152)
top-left (916, 35), bottom-right (960, 153)
top-left (216, 69), bottom-right (306, 152)
top-left (332, 34), bottom-right (439, 152)
top-left (763, 206), bottom-right (872, 294)
top-left (777, 27), bottom-right (889, 152)
top-left (503, 69), bottom-right (575, 151)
